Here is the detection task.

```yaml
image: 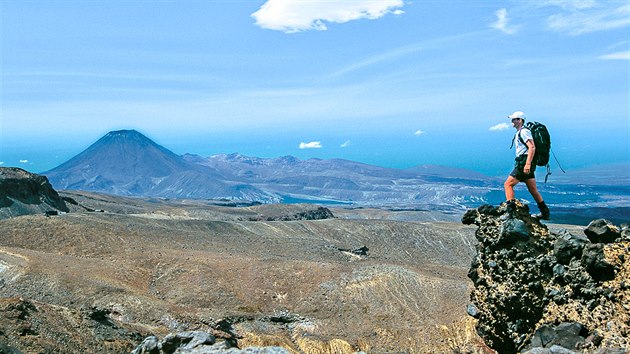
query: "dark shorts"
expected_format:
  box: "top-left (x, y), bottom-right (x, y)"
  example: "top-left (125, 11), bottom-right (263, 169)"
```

top-left (510, 154), bottom-right (536, 182)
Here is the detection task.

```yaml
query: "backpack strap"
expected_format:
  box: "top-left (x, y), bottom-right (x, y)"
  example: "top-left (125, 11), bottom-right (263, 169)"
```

top-left (518, 127), bottom-right (529, 148)
top-left (511, 128), bottom-right (529, 150)
top-left (544, 164), bottom-right (551, 183)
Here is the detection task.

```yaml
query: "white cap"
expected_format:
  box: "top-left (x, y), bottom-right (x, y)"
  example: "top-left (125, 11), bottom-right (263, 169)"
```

top-left (508, 111), bottom-right (526, 120)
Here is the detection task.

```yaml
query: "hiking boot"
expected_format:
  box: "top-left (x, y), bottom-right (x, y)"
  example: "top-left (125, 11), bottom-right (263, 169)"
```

top-left (532, 211), bottom-right (550, 220)
top-left (532, 201), bottom-right (550, 220)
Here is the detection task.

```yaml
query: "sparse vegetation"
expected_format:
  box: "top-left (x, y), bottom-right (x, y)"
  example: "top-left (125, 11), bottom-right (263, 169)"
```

top-left (0, 190), bottom-right (483, 353)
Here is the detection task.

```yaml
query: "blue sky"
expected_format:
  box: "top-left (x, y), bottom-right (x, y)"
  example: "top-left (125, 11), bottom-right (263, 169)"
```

top-left (1, 0), bottom-right (628, 176)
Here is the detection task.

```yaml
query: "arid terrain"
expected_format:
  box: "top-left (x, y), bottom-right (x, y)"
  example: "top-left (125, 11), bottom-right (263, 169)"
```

top-left (0, 190), bottom-right (498, 353)
top-left (2, 167), bottom-right (615, 353)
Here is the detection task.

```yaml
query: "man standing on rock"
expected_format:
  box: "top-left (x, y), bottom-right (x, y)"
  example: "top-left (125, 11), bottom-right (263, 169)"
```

top-left (503, 111), bottom-right (550, 220)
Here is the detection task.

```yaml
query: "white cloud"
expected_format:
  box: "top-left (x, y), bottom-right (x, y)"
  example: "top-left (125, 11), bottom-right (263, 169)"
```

top-left (251, 0), bottom-right (406, 33)
top-left (598, 50), bottom-right (630, 60)
top-left (546, 3), bottom-right (630, 35)
top-left (492, 8), bottom-right (518, 34)
top-left (340, 140), bottom-right (351, 148)
top-left (0, 162), bottom-right (4, 165)
top-left (19, 159), bottom-right (29, 163)
top-left (489, 123), bottom-right (510, 131)
top-left (414, 130), bottom-right (425, 136)
top-left (299, 141), bottom-right (322, 149)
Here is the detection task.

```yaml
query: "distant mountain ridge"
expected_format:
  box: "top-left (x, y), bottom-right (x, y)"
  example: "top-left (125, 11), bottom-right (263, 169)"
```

top-left (45, 130), bottom-right (274, 201)
top-left (35, 129), bottom-right (630, 223)
top-left (44, 130), bottom-right (494, 209)
top-left (50, 129), bottom-right (191, 179)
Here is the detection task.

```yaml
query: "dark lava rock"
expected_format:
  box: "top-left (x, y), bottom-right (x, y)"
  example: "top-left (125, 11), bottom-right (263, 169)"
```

top-left (478, 204), bottom-right (500, 216)
top-left (529, 322), bottom-right (588, 350)
top-left (287, 206), bottom-right (334, 220)
top-left (337, 245), bottom-right (369, 257)
top-left (462, 208), bottom-right (478, 225)
top-left (465, 201), bottom-right (551, 353)
top-left (463, 200), bottom-right (630, 353)
top-left (250, 206), bottom-right (335, 221)
top-left (500, 218), bottom-right (530, 244)
top-left (554, 230), bottom-right (588, 265)
top-left (584, 219), bottom-right (621, 244)
top-left (581, 244), bottom-right (616, 282)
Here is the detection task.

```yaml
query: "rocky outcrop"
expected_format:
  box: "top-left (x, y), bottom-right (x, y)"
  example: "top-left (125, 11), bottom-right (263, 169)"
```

top-left (131, 331), bottom-right (290, 354)
top-left (247, 206), bottom-right (335, 221)
top-left (0, 167), bottom-right (69, 219)
top-left (463, 201), bottom-right (629, 353)
top-left (0, 297), bottom-right (147, 353)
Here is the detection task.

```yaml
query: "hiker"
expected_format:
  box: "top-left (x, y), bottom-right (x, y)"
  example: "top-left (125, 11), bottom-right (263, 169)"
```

top-left (503, 111), bottom-right (550, 220)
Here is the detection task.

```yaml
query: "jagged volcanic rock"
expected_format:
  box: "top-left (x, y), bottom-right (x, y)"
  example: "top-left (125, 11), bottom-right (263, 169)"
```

top-left (0, 167), bottom-right (69, 219)
top-left (463, 201), bottom-right (629, 353)
top-left (247, 206), bottom-right (334, 221)
top-left (131, 330), bottom-right (290, 354)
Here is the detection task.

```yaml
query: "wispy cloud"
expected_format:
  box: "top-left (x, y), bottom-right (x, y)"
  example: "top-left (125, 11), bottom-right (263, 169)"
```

top-left (598, 50), bottom-right (630, 60)
top-left (546, 3), bottom-right (630, 35)
top-left (252, 0), bottom-right (406, 33)
top-left (489, 123), bottom-right (510, 131)
top-left (492, 8), bottom-right (519, 34)
top-left (0, 162), bottom-right (4, 165)
top-left (299, 141), bottom-right (322, 149)
top-left (340, 140), bottom-right (351, 148)
top-left (19, 159), bottom-right (29, 163)
top-left (541, 0), bottom-right (597, 11)
top-left (414, 130), bottom-right (425, 136)
top-left (327, 45), bottom-right (421, 79)
top-left (327, 31), bottom-right (484, 79)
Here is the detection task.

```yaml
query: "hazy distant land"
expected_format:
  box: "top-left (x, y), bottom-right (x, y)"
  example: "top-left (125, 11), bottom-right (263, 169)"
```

top-left (37, 130), bottom-right (628, 226)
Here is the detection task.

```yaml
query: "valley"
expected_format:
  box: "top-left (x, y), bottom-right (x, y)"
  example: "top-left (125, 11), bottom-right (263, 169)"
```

top-left (0, 167), bottom-right (622, 353)
top-left (0, 191), bottom-right (486, 353)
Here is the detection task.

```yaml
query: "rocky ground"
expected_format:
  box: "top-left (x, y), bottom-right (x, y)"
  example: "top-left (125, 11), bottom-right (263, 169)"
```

top-left (463, 201), bottom-right (629, 354)
top-left (3, 168), bottom-right (626, 354)
top-left (0, 186), bottom-right (487, 353)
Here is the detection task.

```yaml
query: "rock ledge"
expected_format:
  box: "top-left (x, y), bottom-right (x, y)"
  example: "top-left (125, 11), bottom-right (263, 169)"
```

top-left (463, 200), bottom-right (629, 354)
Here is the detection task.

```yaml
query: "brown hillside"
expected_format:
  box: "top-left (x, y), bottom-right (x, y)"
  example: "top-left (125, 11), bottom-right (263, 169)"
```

top-left (0, 191), bottom-right (486, 353)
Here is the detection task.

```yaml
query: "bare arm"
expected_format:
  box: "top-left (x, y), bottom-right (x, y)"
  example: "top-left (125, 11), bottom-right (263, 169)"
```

top-left (524, 139), bottom-right (536, 173)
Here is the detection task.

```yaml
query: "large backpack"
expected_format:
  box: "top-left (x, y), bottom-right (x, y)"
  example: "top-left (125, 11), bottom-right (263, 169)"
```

top-left (517, 121), bottom-right (551, 166)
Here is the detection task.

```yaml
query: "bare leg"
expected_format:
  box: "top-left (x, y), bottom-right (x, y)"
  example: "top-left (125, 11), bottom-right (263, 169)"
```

top-left (524, 178), bottom-right (543, 203)
top-left (504, 176), bottom-right (520, 201)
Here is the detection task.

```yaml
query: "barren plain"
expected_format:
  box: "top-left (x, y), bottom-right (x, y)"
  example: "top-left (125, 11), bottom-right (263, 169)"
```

top-left (0, 190), bottom-right (498, 353)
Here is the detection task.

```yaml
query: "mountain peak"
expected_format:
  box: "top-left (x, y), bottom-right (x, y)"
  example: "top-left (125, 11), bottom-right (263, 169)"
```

top-left (105, 129), bottom-right (142, 136)
top-left (45, 130), bottom-right (193, 191)
top-left (99, 129), bottom-right (157, 146)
